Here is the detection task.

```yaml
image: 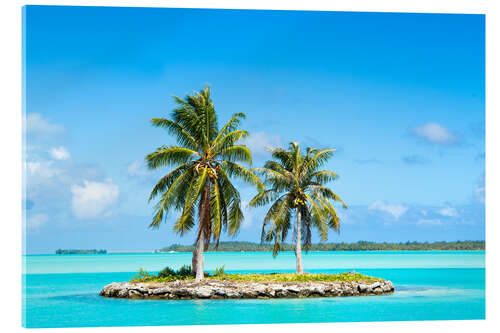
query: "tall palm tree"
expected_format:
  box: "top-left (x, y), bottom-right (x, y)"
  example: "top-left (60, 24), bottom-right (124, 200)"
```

top-left (250, 142), bottom-right (347, 274)
top-left (146, 86), bottom-right (262, 281)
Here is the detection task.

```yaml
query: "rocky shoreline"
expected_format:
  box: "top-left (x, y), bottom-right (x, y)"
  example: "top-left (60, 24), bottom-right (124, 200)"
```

top-left (99, 279), bottom-right (395, 300)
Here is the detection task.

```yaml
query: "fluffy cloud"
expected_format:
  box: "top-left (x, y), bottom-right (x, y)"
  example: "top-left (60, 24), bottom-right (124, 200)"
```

top-left (369, 201), bottom-right (408, 219)
top-left (71, 179), bottom-right (120, 219)
top-left (127, 160), bottom-right (150, 176)
top-left (26, 161), bottom-right (62, 183)
top-left (26, 113), bottom-right (65, 136)
top-left (49, 146), bottom-right (71, 160)
top-left (412, 122), bottom-right (459, 146)
top-left (241, 132), bottom-right (283, 157)
top-left (438, 207), bottom-right (459, 217)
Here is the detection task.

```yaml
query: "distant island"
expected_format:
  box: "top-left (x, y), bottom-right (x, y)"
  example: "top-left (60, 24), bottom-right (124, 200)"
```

top-left (159, 241), bottom-right (485, 253)
top-left (55, 249), bottom-right (107, 254)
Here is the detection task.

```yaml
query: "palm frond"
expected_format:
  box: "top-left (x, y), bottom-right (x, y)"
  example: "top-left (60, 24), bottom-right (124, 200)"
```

top-left (148, 163), bottom-right (191, 202)
top-left (301, 148), bottom-right (335, 177)
top-left (173, 166), bottom-right (209, 234)
top-left (150, 118), bottom-right (198, 150)
top-left (217, 145), bottom-right (252, 164)
top-left (221, 161), bottom-right (264, 191)
top-left (146, 146), bottom-right (200, 169)
top-left (213, 112), bottom-right (246, 145)
top-left (212, 130), bottom-right (249, 153)
top-left (309, 185), bottom-right (348, 208)
top-left (308, 170), bottom-right (339, 184)
top-left (149, 170), bottom-right (193, 228)
top-left (210, 180), bottom-right (224, 247)
top-left (249, 188), bottom-right (281, 207)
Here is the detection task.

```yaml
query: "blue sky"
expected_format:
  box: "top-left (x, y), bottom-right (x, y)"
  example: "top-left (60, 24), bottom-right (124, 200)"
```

top-left (23, 6), bottom-right (485, 254)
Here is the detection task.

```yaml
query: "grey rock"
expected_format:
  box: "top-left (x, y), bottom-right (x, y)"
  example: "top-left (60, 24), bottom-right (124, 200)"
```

top-left (128, 290), bottom-right (143, 298)
top-left (152, 287), bottom-right (171, 295)
top-left (213, 288), bottom-right (227, 296)
top-left (358, 284), bottom-right (369, 292)
top-left (225, 290), bottom-right (241, 298)
top-left (100, 278), bottom-right (395, 300)
top-left (287, 286), bottom-right (301, 293)
top-left (193, 287), bottom-right (213, 298)
top-left (117, 288), bottom-right (129, 298)
top-left (311, 285), bottom-right (326, 295)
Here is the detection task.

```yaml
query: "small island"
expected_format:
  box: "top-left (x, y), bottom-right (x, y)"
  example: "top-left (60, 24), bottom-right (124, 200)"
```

top-left (100, 267), bottom-right (394, 300)
top-left (159, 240), bottom-right (485, 253)
top-left (55, 249), bottom-right (107, 254)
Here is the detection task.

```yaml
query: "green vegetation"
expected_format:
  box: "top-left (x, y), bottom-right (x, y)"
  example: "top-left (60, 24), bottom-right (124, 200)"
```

top-left (130, 266), bottom-right (382, 284)
top-left (160, 240), bottom-right (485, 252)
top-left (157, 265), bottom-right (193, 279)
top-left (250, 142), bottom-right (347, 274)
top-left (131, 265), bottom-right (195, 283)
top-left (145, 86), bottom-right (262, 281)
top-left (214, 272), bottom-right (382, 283)
top-left (212, 265), bottom-right (226, 277)
top-left (55, 249), bottom-right (106, 254)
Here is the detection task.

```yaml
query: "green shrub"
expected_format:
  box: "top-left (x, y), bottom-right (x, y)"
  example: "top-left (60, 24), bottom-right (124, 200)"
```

top-left (152, 265), bottom-right (193, 281)
top-left (130, 268), bottom-right (155, 282)
top-left (177, 265), bottom-right (193, 277)
top-left (212, 265), bottom-right (226, 277)
top-left (158, 266), bottom-right (177, 278)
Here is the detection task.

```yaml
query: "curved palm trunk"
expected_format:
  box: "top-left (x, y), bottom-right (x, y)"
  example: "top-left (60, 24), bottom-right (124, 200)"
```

top-left (194, 231), bottom-right (205, 281)
top-left (194, 184), bottom-right (210, 282)
top-left (191, 242), bottom-right (199, 277)
top-left (296, 207), bottom-right (304, 274)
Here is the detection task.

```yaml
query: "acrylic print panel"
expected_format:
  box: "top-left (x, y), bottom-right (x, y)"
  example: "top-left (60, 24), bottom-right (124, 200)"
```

top-left (22, 5), bottom-right (485, 328)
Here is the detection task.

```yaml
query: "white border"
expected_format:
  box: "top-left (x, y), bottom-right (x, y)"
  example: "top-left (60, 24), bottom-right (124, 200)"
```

top-left (1, 0), bottom-right (498, 332)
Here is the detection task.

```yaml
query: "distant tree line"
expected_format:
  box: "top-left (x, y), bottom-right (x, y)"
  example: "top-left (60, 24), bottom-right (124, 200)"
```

top-left (55, 249), bottom-right (107, 254)
top-left (159, 241), bottom-right (485, 252)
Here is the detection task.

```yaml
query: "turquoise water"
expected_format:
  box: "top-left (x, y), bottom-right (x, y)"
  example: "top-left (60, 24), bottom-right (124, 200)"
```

top-left (22, 251), bottom-right (485, 328)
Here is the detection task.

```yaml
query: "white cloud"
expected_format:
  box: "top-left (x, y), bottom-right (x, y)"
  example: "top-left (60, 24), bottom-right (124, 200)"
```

top-left (240, 200), bottom-right (254, 229)
top-left (369, 200), bottom-right (408, 219)
top-left (26, 113), bottom-right (65, 135)
top-left (412, 122), bottom-right (459, 145)
top-left (416, 218), bottom-right (443, 226)
top-left (50, 146), bottom-right (71, 160)
top-left (27, 213), bottom-right (49, 230)
top-left (241, 132), bottom-right (283, 156)
top-left (438, 207), bottom-right (459, 217)
top-left (127, 160), bottom-right (149, 176)
top-left (71, 179), bottom-right (120, 219)
top-left (26, 161), bottom-right (61, 181)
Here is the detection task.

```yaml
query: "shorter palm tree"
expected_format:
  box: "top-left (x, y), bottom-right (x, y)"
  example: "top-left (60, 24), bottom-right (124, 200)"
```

top-left (250, 142), bottom-right (347, 274)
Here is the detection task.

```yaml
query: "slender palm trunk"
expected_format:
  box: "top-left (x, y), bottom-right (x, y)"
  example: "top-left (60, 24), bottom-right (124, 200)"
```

top-left (194, 231), bottom-right (205, 281)
top-left (296, 207), bottom-right (304, 274)
top-left (194, 184), bottom-right (210, 282)
top-left (192, 244), bottom-right (199, 277)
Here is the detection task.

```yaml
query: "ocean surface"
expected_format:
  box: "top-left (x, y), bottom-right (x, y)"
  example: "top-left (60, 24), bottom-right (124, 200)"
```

top-left (22, 251), bottom-right (485, 328)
